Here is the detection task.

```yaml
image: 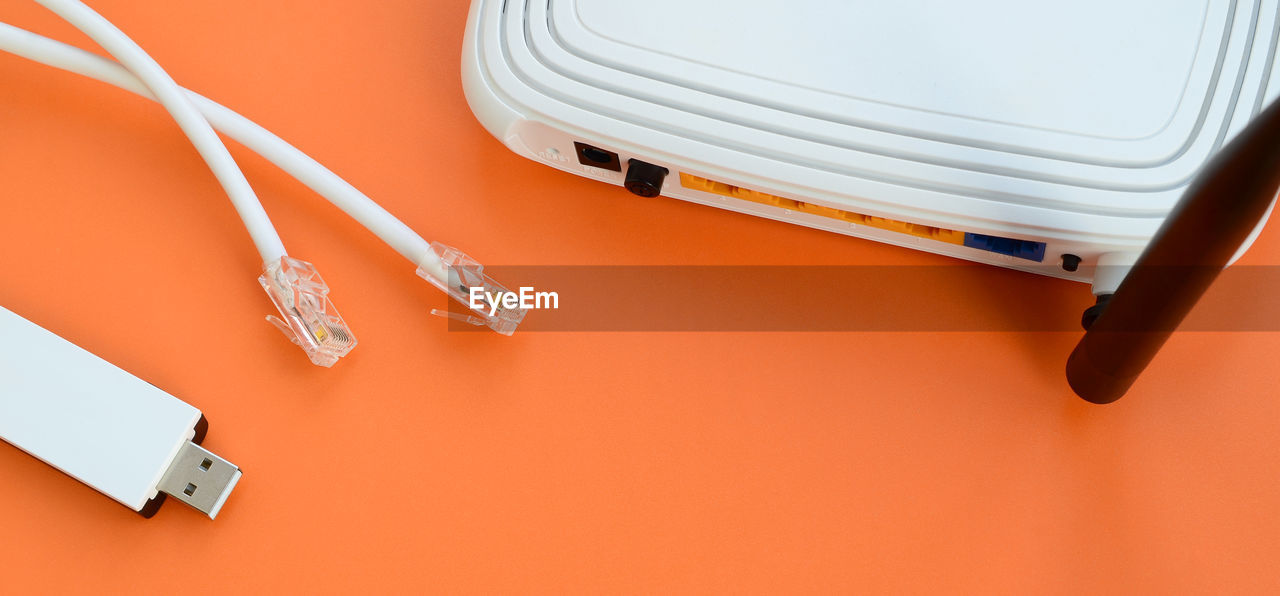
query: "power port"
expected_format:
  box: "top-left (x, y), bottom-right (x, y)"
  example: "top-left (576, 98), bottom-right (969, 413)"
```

top-left (624, 159), bottom-right (669, 198)
top-left (1061, 254), bottom-right (1082, 272)
top-left (573, 142), bottom-right (622, 172)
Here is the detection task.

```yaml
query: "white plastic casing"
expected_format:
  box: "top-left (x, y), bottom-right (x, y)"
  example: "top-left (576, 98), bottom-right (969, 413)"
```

top-left (463, 0), bottom-right (1280, 283)
top-left (0, 306), bottom-right (205, 512)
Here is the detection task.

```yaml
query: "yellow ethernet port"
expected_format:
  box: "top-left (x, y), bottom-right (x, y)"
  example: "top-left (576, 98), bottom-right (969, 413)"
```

top-left (680, 173), bottom-right (966, 245)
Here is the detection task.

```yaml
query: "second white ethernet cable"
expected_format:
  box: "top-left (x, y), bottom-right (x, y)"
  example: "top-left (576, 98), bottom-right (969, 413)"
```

top-left (33, 0), bottom-right (283, 263)
top-left (26, 0), bottom-right (358, 365)
top-left (0, 21), bottom-right (528, 335)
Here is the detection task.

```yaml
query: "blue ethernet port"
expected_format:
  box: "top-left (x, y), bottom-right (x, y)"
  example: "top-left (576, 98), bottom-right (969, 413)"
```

top-left (963, 233), bottom-right (1047, 262)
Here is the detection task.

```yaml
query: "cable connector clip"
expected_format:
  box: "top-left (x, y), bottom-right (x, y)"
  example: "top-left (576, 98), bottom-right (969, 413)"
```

top-left (259, 256), bottom-right (356, 366)
top-left (417, 242), bottom-right (527, 336)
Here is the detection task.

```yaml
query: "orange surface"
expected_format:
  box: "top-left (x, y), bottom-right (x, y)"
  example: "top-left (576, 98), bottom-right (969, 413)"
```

top-left (2, 1), bottom-right (1279, 593)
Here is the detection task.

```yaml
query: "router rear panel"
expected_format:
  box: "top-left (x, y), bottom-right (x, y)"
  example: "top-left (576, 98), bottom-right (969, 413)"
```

top-left (464, 0), bottom-right (1280, 281)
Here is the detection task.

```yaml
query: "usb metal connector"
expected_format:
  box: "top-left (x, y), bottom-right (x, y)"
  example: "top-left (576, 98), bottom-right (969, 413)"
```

top-left (157, 441), bottom-right (242, 519)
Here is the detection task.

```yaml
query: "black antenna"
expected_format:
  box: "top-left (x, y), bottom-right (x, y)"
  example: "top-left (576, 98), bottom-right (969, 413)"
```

top-left (1067, 100), bottom-right (1280, 404)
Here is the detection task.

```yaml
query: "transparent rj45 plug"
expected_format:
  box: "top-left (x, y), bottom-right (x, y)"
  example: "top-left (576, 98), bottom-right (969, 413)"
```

top-left (259, 256), bottom-right (356, 367)
top-left (417, 242), bottom-right (527, 336)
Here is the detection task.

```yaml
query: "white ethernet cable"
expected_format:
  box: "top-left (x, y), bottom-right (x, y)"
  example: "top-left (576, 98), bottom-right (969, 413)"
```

top-left (1, 13), bottom-right (526, 337)
top-left (33, 0), bottom-right (283, 263)
top-left (29, 0), bottom-right (358, 367)
top-left (0, 305), bottom-right (241, 519)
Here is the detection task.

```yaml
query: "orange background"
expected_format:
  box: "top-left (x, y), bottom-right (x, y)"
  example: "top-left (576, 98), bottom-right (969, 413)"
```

top-left (2, 1), bottom-right (1279, 592)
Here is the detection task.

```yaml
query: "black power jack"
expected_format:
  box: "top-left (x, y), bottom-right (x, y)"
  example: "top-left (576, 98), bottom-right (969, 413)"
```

top-left (624, 159), bottom-right (669, 198)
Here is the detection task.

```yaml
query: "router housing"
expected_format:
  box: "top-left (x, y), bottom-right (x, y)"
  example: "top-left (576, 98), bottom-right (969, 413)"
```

top-left (463, 0), bottom-right (1280, 288)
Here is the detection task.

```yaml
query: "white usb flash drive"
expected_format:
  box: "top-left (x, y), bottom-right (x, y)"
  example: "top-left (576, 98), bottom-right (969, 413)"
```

top-left (0, 305), bottom-right (240, 519)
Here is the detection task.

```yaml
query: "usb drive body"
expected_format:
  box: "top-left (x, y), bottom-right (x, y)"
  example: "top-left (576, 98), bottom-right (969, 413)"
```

top-left (0, 305), bottom-right (240, 518)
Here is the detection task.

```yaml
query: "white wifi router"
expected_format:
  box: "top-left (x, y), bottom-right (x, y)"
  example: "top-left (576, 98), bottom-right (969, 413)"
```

top-left (462, 0), bottom-right (1280, 402)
